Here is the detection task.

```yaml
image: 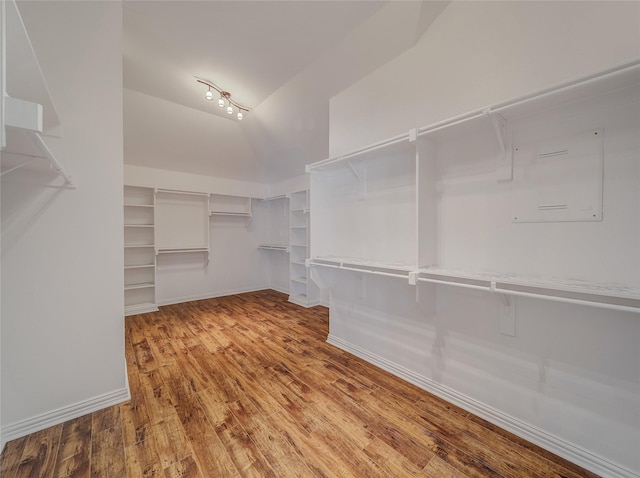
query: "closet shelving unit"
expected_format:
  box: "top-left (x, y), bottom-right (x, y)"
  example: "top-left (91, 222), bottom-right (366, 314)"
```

top-left (209, 193), bottom-right (252, 218)
top-left (289, 190), bottom-right (316, 306)
top-left (1, 0), bottom-right (73, 187)
top-left (155, 189), bottom-right (210, 263)
top-left (308, 61), bottom-right (640, 314)
top-left (124, 186), bottom-right (158, 316)
top-left (257, 195), bottom-right (290, 253)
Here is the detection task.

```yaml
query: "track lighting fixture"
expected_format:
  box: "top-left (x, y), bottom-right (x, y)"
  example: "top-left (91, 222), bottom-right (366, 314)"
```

top-left (196, 77), bottom-right (249, 121)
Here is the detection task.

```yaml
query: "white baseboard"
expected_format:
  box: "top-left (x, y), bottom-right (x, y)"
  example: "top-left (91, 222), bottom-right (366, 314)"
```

top-left (0, 387), bottom-right (130, 450)
top-left (125, 302), bottom-right (159, 316)
top-left (327, 334), bottom-right (639, 478)
top-left (270, 285), bottom-right (290, 295)
top-left (156, 285), bottom-right (269, 306)
top-left (288, 294), bottom-right (323, 308)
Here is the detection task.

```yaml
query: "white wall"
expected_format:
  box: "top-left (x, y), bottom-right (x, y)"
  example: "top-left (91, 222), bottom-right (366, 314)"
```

top-left (330, 1), bottom-right (640, 155)
top-left (125, 164), bottom-right (266, 198)
top-left (1, 1), bottom-right (126, 442)
top-left (324, 2), bottom-right (640, 477)
top-left (155, 205), bottom-right (271, 305)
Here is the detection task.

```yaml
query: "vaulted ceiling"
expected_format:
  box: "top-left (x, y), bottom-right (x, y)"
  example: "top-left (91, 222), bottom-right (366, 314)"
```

top-left (123, 1), bottom-right (450, 183)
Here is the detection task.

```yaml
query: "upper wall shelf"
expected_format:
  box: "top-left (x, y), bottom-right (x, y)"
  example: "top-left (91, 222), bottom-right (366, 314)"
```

top-left (308, 60), bottom-right (640, 315)
top-left (4, 0), bottom-right (60, 135)
top-left (308, 60), bottom-right (640, 174)
top-left (210, 193), bottom-right (252, 218)
top-left (1, 0), bottom-right (73, 187)
top-left (309, 258), bottom-right (640, 313)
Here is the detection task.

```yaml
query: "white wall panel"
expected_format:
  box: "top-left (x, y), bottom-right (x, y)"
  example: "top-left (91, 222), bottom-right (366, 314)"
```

top-left (1, 1), bottom-right (126, 438)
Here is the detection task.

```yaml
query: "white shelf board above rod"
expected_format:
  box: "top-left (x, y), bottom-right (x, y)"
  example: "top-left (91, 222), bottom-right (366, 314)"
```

top-left (308, 258), bottom-right (640, 313)
top-left (156, 247), bottom-right (209, 253)
top-left (5, 0), bottom-right (60, 134)
top-left (155, 188), bottom-right (209, 197)
top-left (258, 244), bottom-right (290, 252)
top-left (209, 211), bottom-right (252, 217)
top-left (306, 60), bottom-right (640, 174)
top-left (306, 131), bottom-right (410, 172)
top-left (124, 282), bottom-right (155, 291)
top-left (261, 194), bottom-right (289, 201)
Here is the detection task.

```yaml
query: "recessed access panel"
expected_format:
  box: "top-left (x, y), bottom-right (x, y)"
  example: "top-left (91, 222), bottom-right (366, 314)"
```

top-left (512, 128), bottom-right (603, 223)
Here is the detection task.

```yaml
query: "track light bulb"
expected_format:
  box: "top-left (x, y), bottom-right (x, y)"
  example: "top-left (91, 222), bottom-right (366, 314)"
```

top-left (237, 111), bottom-right (243, 121)
top-left (205, 89), bottom-right (213, 101)
top-left (218, 97), bottom-right (225, 108)
top-left (227, 105), bottom-right (233, 115)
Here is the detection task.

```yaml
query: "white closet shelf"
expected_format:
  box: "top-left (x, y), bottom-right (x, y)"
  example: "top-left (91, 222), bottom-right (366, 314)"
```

top-left (261, 194), bottom-right (288, 201)
top-left (124, 264), bottom-right (155, 270)
top-left (156, 247), bottom-right (209, 254)
top-left (310, 257), bottom-right (414, 281)
top-left (124, 244), bottom-right (154, 249)
top-left (124, 203), bottom-right (154, 208)
top-left (258, 244), bottom-right (290, 252)
top-left (209, 211), bottom-right (252, 217)
top-left (308, 60), bottom-right (640, 174)
top-left (124, 282), bottom-right (155, 291)
top-left (309, 258), bottom-right (640, 313)
top-left (291, 225), bottom-right (308, 229)
top-left (2, 1), bottom-right (74, 186)
top-left (124, 224), bottom-right (154, 228)
top-left (291, 208), bottom-right (310, 213)
top-left (418, 267), bottom-right (640, 312)
top-left (291, 277), bottom-right (307, 284)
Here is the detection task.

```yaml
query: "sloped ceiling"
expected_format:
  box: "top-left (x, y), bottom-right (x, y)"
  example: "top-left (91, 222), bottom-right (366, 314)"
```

top-left (123, 1), bottom-right (450, 183)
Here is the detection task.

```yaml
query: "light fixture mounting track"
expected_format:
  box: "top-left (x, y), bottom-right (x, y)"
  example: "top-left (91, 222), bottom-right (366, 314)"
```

top-left (195, 77), bottom-right (249, 121)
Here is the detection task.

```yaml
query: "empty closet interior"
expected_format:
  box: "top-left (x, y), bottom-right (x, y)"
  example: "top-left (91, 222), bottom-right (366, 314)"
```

top-left (2, 1), bottom-right (639, 477)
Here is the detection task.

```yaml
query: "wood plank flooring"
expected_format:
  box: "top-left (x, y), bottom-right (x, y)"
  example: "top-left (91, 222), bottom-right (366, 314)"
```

top-left (0, 290), bottom-right (599, 477)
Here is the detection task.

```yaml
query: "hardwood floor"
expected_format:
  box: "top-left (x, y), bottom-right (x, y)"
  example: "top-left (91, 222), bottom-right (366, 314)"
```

top-left (0, 290), bottom-right (598, 477)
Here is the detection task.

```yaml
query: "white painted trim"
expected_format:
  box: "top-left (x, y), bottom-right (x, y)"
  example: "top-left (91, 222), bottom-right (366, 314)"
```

top-left (288, 295), bottom-right (322, 308)
top-left (156, 285), bottom-right (272, 307)
top-left (326, 335), bottom-right (639, 478)
top-left (269, 285), bottom-right (290, 296)
top-left (124, 302), bottom-right (159, 316)
top-left (0, 387), bottom-right (130, 449)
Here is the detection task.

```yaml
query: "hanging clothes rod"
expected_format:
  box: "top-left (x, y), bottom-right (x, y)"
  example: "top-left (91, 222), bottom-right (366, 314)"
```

top-left (491, 286), bottom-right (640, 314)
top-left (0, 157), bottom-right (37, 177)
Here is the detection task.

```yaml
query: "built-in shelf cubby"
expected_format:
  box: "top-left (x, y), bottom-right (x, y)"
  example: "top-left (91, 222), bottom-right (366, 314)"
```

top-left (124, 186), bottom-right (158, 315)
top-left (308, 61), bottom-right (640, 313)
top-left (209, 193), bottom-right (252, 217)
top-left (288, 190), bottom-right (318, 307)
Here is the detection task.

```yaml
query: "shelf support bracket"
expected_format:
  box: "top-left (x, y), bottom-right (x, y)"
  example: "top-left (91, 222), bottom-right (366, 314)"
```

top-left (347, 160), bottom-right (361, 182)
top-left (484, 108), bottom-right (512, 182)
